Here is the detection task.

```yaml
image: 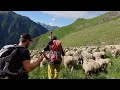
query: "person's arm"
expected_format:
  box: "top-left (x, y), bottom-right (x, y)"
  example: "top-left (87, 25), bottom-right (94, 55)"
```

top-left (22, 50), bottom-right (44, 73)
top-left (43, 44), bottom-right (50, 52)
top-left (23, 54), bottom-right (44, 73)
top-left (42, 50), bottom-right (49, 59)
top-left (42, 40), bottom-right (52, 59)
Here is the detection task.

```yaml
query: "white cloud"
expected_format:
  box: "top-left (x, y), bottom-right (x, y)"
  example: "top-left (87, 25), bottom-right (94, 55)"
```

top-left (48, 23), bottom-right (54, 26)
top-left (42, 11), bottom-right (107, 20)
top-left (52, 18), bottom-right (56, 21)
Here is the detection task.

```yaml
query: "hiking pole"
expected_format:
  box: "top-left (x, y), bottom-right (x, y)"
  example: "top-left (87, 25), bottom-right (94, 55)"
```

top-left (48, 30), bottom-right (53, 65)
top-left (51, 30), bottom-right (53, 41)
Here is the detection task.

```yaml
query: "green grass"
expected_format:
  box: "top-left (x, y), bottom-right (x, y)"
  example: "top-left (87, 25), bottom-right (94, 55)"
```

top-left (61, 18), bottom-right (120, 47)
top-left (29, 57), bottom-right (120, 79)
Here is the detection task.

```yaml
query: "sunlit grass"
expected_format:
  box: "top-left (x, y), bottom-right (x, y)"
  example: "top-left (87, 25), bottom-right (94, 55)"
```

top-left (29, 56), bottom-right (120, 79)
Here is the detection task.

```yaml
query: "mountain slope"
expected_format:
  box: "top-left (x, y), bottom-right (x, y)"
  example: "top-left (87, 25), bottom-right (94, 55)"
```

top-left (0, 11), bottom-right (48, 48)
top-left (61, 17), bottom-right (120, 47)
top-left (29, 11), bottom-right (120, 49)
top-left (38, 22), bottom-right (59, 31)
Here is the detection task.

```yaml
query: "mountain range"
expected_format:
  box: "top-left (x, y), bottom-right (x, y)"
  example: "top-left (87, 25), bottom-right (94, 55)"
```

top-left (0, 11), bottom-right (48, 48)
top-left (38, 22), bottom-right (59, 31)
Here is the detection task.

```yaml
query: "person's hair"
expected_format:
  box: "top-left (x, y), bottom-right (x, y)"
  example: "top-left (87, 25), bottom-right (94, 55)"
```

top-left (19, 38), bottom-right (28, 43)
top-left (52, 36), bottom-right (57, 40)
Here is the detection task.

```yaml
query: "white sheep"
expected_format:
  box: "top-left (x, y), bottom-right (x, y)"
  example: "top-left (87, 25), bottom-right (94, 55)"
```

top-left (65, 51), bottom-right (72, 56)
top-left (102, 58), bottom-right (112, 66)
top-left (82, 60), bottom-right (95, 78)
top-left (40, 58), bottom-right (48, 67)
top-left (63, 56), bottom-right (76, 72)
top-left (81, 51), bottom-right (93, 60)
top-left (95, 58), bottom-right (111, 71)
top-left (93, 51), bottom-right (105, 60)
top-left (92, 48), bottom-right (97, 53)
top-left (30, 55), bottom-right (38, 64)
top-left (70, 50), bottom-right (75, 56)
top-left (88, 59), bottom-right (100, 73)
top-left (73, 50), bottom-right (83, 65)
top-left (83, 59), bottom-right (100, 74)
top-left (111, 48), bottom-right (120, 58)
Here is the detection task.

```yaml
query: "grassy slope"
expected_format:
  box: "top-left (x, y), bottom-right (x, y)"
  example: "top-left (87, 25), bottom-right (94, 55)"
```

top-left (61, 18), bottom-right (120, 47)
top-left (29, 13), bottom-right (109, 49)
top-left (29, 56), bottom-right (120, 79)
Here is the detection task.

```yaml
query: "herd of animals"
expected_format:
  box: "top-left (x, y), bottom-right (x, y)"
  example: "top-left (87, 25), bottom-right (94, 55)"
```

top-left (29, 45), bottom-right (120, 78)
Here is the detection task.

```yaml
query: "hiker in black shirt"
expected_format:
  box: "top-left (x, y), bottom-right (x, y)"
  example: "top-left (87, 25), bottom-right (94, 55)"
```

top-left (6, 33), bottom-right (44, 79)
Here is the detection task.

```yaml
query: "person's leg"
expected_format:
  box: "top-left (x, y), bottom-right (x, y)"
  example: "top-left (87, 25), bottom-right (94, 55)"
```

top-left (54, 64), bottom-right (60, 79)
top-left (48, 64), bottom-right (55, 79)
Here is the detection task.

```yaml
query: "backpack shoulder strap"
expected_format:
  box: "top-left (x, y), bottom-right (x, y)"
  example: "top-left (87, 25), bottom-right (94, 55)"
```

top-left (0, 45), bottom-right (17, 58)
top-left (2, 45), bottom-right (24, 62)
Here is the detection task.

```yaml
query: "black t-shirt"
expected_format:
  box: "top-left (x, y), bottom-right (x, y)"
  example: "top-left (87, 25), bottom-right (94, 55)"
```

top-left (8, 47), bottom-right (30, 79)
top-left (44, 40), bottom-right (53, 51)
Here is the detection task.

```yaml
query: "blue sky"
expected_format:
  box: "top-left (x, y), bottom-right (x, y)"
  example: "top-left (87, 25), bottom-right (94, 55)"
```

top-left (14, 11), bottom-right (107, 27)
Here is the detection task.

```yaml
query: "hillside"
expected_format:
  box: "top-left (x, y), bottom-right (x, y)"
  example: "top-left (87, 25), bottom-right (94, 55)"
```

top-left (61, 17), bottom-right (120, 47)
top-left (29, 11), bottom-right (120, 49)
top-left (0, 11), bottom-right (48, 48)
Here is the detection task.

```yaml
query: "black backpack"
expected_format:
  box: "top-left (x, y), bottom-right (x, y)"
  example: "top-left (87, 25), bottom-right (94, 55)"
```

top-left (0, 44), bottom-right (24, 78)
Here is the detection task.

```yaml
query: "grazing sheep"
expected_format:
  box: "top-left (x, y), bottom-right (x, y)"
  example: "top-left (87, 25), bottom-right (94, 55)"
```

top-left (83, 59), bottom-right (100, 73)
top-left (111, 49), bottom-right (120, 58)
top-left (99, 46), bottom-right (106, 52)
top-left (40, 58), bottom-right (48, 67)
top-left (81, 51), bottom-right (94, 60)
top-left (92, 48), bottom-right (98, 53)
top-left (82, 60), bottom-right (94, 78)
top-left (63, 56), bottom-right (76, 72)
top-left (103, 58), bottom-right (112, 66)
top-left (30, 55), bottom-right (38, 64)
top-left (93, 51), bottom-right (105, 60)
top-left (95, 58), bottom-right (111, 71)
top-left (30, 50), bottom-right (41, 58)
top-left (73, 50), bottom-right (83, 65)
top-left (88, 59), bottom-right (100, 73)
top-left (65, 51), bottom-right (72, 56)
top-left (70, 50), bottom-right (75, 56)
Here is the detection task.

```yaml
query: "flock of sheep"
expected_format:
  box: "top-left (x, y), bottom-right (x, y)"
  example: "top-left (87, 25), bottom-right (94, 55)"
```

top-left (30, 45), bottom-right (120, 78)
